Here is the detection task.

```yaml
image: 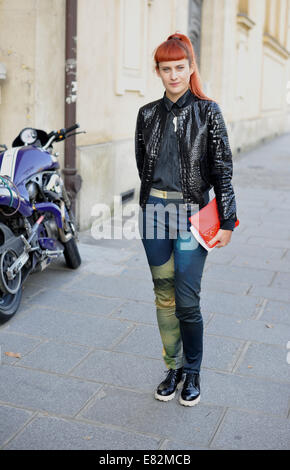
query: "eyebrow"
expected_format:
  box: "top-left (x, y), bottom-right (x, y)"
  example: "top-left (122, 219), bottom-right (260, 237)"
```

top-left (160, 64), bottom-right (185, 68)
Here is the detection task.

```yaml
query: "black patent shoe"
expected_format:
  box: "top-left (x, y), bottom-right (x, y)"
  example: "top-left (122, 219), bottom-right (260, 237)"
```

top-left (179, 372), bottom-right (200, 407)
top-left (155, 367), bottom-right (184, 402)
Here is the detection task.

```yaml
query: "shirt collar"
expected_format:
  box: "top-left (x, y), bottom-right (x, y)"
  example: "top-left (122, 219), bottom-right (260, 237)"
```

top-left (163, 88), bottom-right (192, 111)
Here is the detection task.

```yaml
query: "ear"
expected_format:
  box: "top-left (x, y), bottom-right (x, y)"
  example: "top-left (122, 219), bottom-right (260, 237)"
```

top-left (155, 66), bottom-right (161, 78)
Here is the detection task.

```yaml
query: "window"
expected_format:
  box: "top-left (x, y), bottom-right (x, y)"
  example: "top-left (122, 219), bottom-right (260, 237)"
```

top-left (115, 0), bottom-right (148, 95)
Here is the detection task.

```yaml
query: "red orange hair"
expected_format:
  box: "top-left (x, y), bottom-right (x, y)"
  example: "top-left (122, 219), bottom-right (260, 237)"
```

top-left (153, 32), bottom-right (216, 102)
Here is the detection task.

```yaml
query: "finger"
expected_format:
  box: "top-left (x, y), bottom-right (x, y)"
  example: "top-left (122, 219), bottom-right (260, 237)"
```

top-left (208, 238), bottom-right (216, 246)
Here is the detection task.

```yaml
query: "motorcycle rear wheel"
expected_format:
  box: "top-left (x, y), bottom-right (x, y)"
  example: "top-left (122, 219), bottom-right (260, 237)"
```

top-left (0, 288), bottom-right (22, 324)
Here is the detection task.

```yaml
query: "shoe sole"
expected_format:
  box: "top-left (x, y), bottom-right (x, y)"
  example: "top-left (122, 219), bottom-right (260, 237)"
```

top-left (179, 394), bottom-right (200, 407)
top-left (154, 379), bottom-right (184, 402)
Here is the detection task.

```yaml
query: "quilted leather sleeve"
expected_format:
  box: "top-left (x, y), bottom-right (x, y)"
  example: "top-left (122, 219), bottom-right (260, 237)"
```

top-left (135, 108), bottom-right (146, 180)
top-left (207, 102), bottom-right (238, 230)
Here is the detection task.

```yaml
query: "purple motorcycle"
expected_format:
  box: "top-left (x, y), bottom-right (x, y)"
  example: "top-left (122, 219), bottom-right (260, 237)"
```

top-left (0, 124), bottom-right (83, 322)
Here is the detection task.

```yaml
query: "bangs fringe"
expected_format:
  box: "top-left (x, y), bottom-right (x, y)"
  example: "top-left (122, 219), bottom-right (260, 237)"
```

top-left (154, 41), bottom-right (188, 64)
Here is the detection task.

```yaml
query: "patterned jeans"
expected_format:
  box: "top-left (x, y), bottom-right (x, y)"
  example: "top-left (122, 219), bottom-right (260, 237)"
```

top-left (138, 194), bottom-right (208, 374)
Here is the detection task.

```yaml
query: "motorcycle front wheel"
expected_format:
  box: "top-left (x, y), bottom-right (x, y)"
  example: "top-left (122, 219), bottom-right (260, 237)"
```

top-left (0, 288), bottom-right (22, 324)
top-left (63, 236), bottom-right (81, 269)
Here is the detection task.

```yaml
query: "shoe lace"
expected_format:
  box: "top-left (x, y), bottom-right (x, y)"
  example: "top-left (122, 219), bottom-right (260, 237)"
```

top-left (163, 368), bottom-right (181, 373)
top-left (163, 368), bottom-right (183, 378)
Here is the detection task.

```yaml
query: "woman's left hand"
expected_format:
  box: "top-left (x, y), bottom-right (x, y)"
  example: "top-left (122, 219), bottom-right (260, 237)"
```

top-left (208, 229), bottom-right (232, 248)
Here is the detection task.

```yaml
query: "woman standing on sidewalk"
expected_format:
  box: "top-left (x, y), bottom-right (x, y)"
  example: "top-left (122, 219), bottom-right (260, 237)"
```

top-left (135, 32), bottom-right (238, 407)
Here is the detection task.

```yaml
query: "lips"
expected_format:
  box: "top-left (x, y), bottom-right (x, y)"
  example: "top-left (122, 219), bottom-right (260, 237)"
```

top-left (170, 83), bottom-right (180, 86)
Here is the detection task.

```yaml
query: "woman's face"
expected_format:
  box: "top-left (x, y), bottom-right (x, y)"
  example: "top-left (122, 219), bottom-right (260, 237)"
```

top-left (156, 58), bottom-right (194, 101)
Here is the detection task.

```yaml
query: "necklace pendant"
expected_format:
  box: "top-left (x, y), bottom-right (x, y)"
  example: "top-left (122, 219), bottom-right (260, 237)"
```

top-left (173, 116), bottom-right (177, 132)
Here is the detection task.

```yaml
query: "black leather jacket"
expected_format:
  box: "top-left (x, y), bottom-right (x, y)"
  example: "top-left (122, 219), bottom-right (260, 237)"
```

top-left (135, 90), bottom-right (238, 230)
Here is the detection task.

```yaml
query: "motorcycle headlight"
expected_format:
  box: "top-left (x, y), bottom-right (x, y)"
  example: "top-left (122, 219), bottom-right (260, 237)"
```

top-left (20, 128), bottom-right (38, 145)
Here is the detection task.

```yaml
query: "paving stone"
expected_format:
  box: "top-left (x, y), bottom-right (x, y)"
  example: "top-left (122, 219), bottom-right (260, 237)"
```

top-left (21, 283), bottom-right (47, 302)
top-left (235, 199), bottom-right (269, 209)
top-left (0, 404), bottom-right (33, 447)
top-left (234, 187), bottom-right (284, 201)
top-left (25, 267), bottom-right (81, 289)
top-left (78, 235), bottom-right (141, 252)
top-left (112, 313), bottom-right (211, 359)
top-left (26, 289), bottom-right (122, 317)
top-left (124, 253), bottom-right (151, 269)
top-left (6, 306), bottom-right (131, 349)
top-left (204, 264), bottom-right (274, 286)
top-left (0, 331), bottom-right (42, 365)
top-left (223, 243), bottom-right (285, 260)
top-left (235, 342), bottom-right (290, 381)
top-left (161, 440), bottom-right (211, 450)
top-left (230, 256), bottom-right (290, 273)
top-left (110, 300), bottom-right (157, 324)
top-left (201, 369), bottom-right (290, 417)
top-left (112, 324), bottom-right (165, 359)
top-left (249, 285), bottom-right (290, 303)
top-left (282, 251), bottom-right (290, 263)
top-left (77, 242), bottom-right (136, 266)
top-left (15, 340), bottom-right (91, 374)
top-left (80, 260), bottom-right (126, 276)
top-left (247, 236), bottom-right (290, 250)
top-left (52, 240), bottom-right (135, 276)
top-left (234, 169), bottom-right (290, 191)
top-left (260, 300), bottom-right (290, 326)
top-left (0, 365), bottom-right (102, 416)
top-left (271, 272), bottom-right (290, 290)
top-left (75, 243), bottom-right (134, 276)
top-left (80, 385), bottom-right (223, 446)
top-left (205, 251), bottom-right (236, 264)
top-left (67, 272), bottom-right (155, 303)
top-left (206, 313), bottom-right (290, 346)
top-left (258, 209), bottom-right (290, 224)
top-left (3, 414), bottom-right (160, 450)
top-left (202, 277), bottom-right (250, 295)
top-left (211, 409), bottom-right (290, 449)
top-left (121, 266), bottom-right (152, 281)
top-left (200, 291), bottom-right (261, 318)
top-left (71, 349), bottom-right (163, 391)
top-left (226, 231), bottom-right (250, 244)
top-left (202, 335), bottom-right (245, 372)
top-left (240, 227), bottom-right (290, 241)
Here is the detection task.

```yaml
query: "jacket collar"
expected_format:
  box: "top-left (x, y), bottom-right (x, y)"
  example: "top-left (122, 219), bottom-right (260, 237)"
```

top-left (162, 88), bottom-right (193, 111)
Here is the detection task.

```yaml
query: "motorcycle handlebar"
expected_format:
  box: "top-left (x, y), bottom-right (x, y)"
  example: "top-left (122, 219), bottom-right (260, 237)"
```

top-left (43, 123), bottom-right (82, 150)
top-left (64, 123), bottom-right (80, 134)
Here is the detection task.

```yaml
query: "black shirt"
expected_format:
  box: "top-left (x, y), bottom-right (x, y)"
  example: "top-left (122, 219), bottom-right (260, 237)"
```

top-left (151, 88), bottom-right (193, 192)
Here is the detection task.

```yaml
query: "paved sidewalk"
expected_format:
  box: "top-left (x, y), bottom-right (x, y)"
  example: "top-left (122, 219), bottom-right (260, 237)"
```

top-left (0, 133), bottom-right (290, 450)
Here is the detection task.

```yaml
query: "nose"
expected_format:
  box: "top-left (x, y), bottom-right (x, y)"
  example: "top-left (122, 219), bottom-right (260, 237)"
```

top-left (170, 70), bottom-right (178, 80)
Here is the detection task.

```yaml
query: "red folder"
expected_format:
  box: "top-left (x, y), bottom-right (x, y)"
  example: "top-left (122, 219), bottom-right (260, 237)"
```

top-left (188, 197), bottom-right (239, 252)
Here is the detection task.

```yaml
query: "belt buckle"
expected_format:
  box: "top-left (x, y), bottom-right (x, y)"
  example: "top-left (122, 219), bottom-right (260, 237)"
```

top-left (162, 190), bottom-right (167, 199)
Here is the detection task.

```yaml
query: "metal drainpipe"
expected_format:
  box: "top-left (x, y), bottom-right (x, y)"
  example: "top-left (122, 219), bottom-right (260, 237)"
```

top-left (63, 0), bottom-right (82, 219)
